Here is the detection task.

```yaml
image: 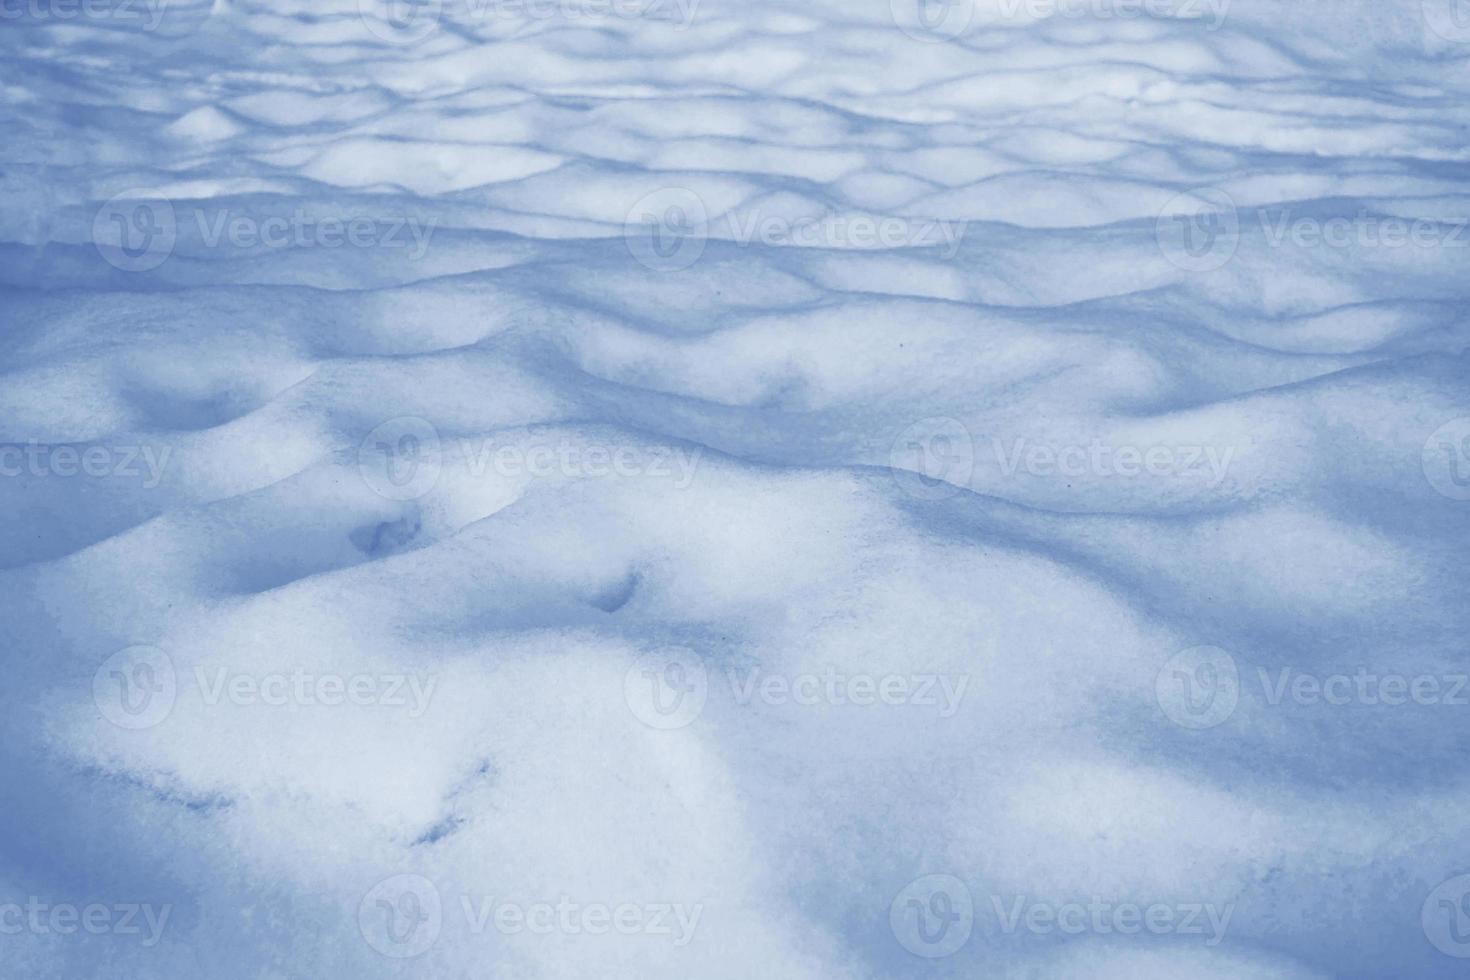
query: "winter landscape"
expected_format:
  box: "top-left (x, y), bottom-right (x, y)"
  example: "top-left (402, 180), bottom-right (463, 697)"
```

top-left (3, 0), bottom-right (1470, 976)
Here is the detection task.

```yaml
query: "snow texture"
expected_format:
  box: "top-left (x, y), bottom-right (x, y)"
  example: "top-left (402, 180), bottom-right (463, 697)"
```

top-left (2, 0), bottom-right (1470, 976)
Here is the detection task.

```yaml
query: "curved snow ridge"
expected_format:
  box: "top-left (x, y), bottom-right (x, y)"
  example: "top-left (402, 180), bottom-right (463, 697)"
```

top-left (2, 1), bottom-right (1470, 978)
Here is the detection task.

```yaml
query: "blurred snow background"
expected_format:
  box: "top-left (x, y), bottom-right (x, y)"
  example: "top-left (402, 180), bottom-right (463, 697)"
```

top-left (2, 0), bottom-right (1470, 976)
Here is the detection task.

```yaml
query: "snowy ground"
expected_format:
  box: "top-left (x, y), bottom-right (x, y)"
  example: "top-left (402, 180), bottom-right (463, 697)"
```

top-left (3, 0), bottom-right (1470, 976)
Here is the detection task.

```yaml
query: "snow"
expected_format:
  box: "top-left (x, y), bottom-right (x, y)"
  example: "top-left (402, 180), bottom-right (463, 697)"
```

top-left (2, 0), bottom-right (1470, 977)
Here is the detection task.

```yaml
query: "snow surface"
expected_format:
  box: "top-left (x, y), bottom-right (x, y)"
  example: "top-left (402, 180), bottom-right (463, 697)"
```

top-left (3, 0), bottom-right (1470, 976)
